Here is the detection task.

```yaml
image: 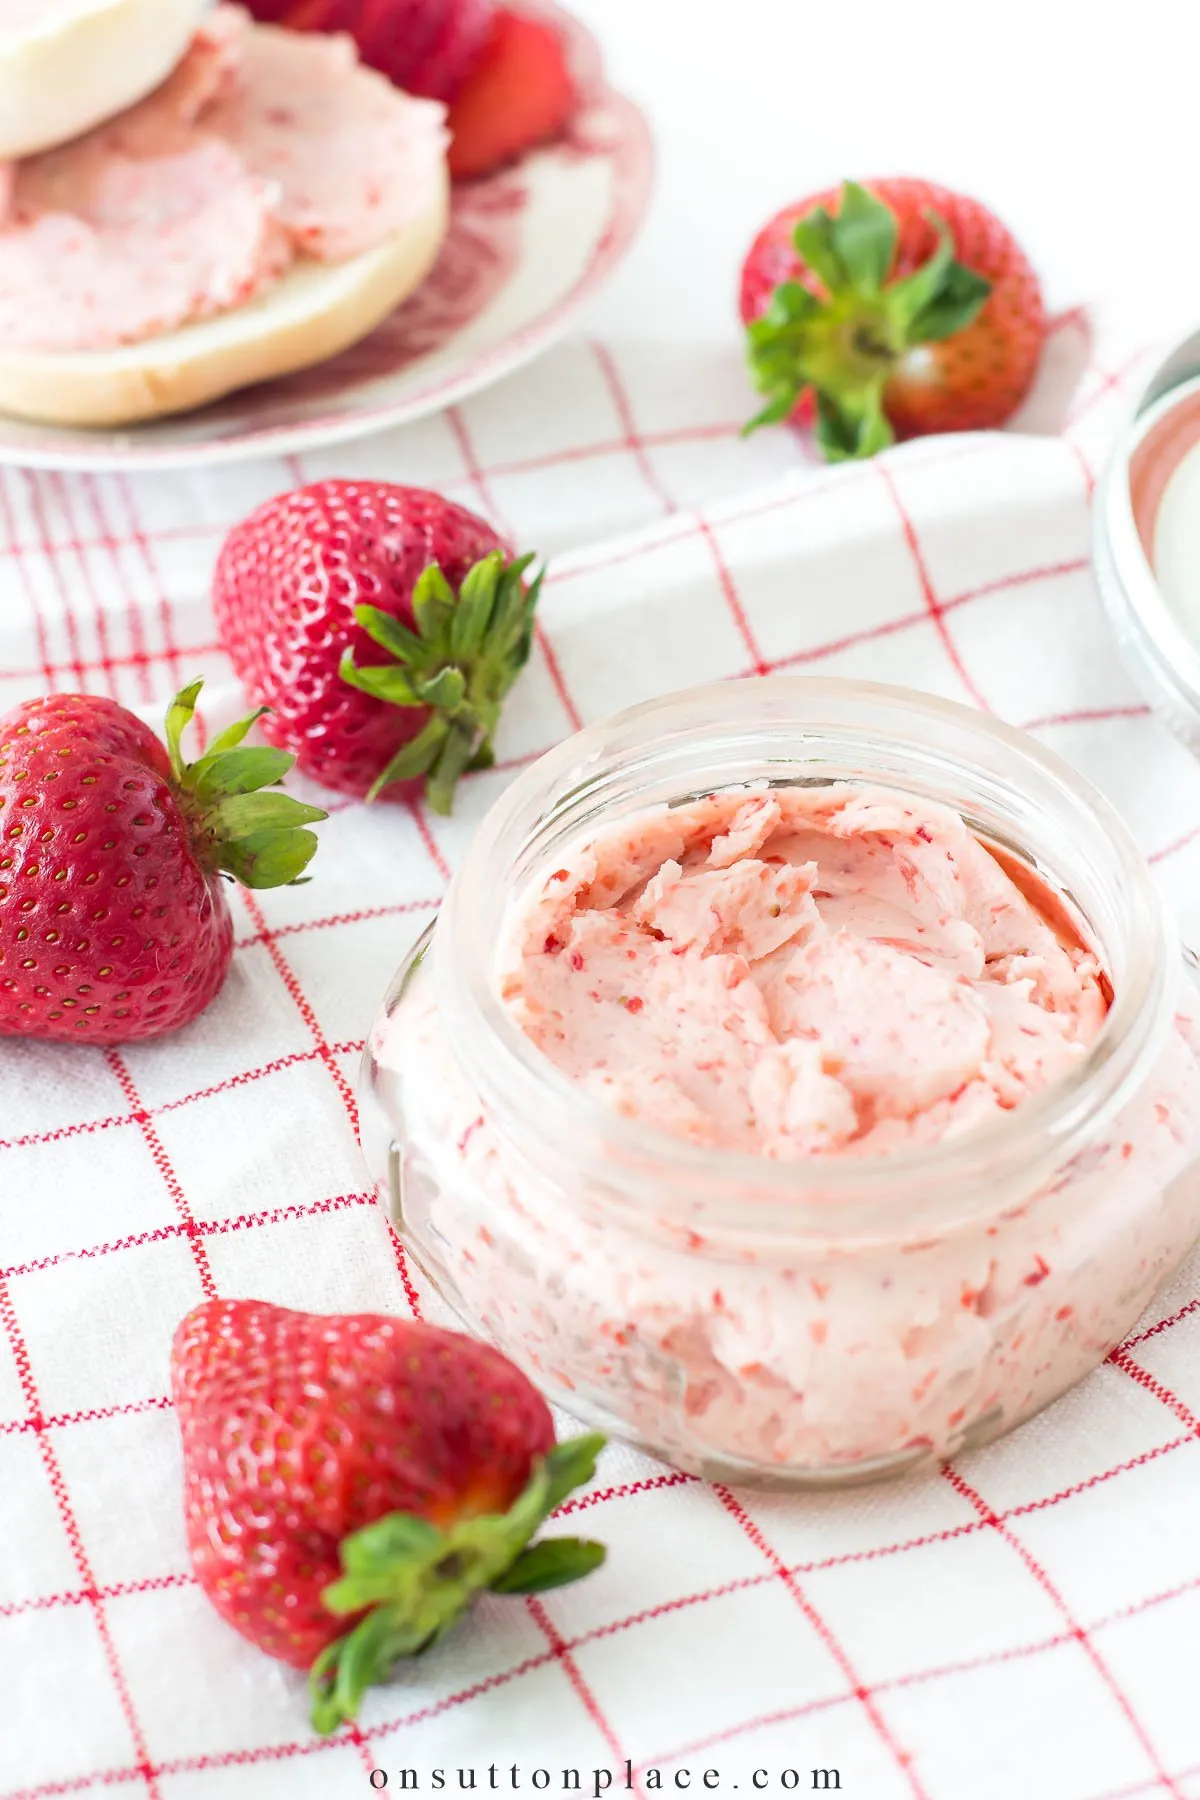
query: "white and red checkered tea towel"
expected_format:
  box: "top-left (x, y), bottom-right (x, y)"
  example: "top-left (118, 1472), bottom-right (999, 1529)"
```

top-left (6, 312), bottom-right (1200, 1800)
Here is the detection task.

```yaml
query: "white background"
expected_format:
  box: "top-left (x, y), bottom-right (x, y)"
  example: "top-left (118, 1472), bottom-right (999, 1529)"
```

top-left (569, 0), bottom-right (1200, 350)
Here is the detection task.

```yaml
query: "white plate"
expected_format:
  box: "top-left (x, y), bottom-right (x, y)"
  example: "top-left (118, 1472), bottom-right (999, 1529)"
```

top-left (0, 1), bottom-right (653, 472)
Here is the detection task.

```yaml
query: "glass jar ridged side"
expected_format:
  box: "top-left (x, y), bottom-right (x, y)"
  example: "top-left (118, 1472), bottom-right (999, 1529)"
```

top-left (358, 678), bottom-right (1200, 1487)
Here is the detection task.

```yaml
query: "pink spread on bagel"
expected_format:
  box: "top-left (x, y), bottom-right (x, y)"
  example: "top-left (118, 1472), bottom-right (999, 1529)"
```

top-left (0, 4), bottom-right (448, 352)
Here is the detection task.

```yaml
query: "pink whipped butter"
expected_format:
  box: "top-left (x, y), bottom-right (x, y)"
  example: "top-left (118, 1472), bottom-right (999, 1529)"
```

top-left (503, 786), bottom-right (1110, 1158)
top-left (0, 4), bottom-right (448, 352)
top-left (372, 782), bottom-right (1200, 1472)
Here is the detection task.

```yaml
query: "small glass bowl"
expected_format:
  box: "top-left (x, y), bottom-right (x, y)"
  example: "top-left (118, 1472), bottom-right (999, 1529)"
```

top-left (359, 677), bottom-right (1200, 1488)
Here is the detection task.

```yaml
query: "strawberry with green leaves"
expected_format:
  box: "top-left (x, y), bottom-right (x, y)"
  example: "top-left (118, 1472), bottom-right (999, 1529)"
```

top-left (0, 681), bottom-right (323, 1043)
top-left (171, 1299), bottom-right (606, 1733)
top-left (740, 178), bottom-right (1045, 460)
top-left (213, 482), bottom-right (542, 815)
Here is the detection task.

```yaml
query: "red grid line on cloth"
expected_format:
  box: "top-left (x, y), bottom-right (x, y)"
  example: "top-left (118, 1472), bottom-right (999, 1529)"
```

top-left (0, 422), bottom-right (757, 577)
top-left (0, 1392), bottom-right (175, 1440)
top-left (1066, 348), bottom-right (1155, 431)
top-left (573, 345), bottom-right (773, 675)
top-left (0, 645), bottom-right (223, 691)
top-left (537, 433), bottom-right (1004, 604)
top-left (0, 1039), bottom-right (368, 1159)
top-left (712, 1485), bottom-right (929, 1800)
top-left (0, 1571), bottom-right (194, 1624)
top-left (378, 407), bottom-right (626, 1756)
top-left (233, 896), bottom-right (441, 952)
top-left (46, 476), bottom-right (118, 700)
top-left (407, 799), bottom-right (452, 885)
top-left (1065, 435), bottom-right (1097, 505)
top-left (1123, 1299), bottom-right (1200, 1349)
top-left (1150, 823), bottom-right (1200, 867)
top-left (875, 461), bottom-right (991, 712)
top-left (5, 364), bottom-right (1197, 1800)
top-left (79, 479), bottom-right (154, 706)
top-left (1106, 1346), bottom-right (1200, 1434)
top-left (588, 340), bottom-right (679, 518)
top-left (445, 405), bottom-right (585, 733)
top-left (237, 883), bottom-right (424, 1321)
top-left (753, 554), bottom-right (1094, 684)
top-left (104, 1050), bottom-right (216, 1301)
top-left (0, 1187), bottom-right (375, 1284)
top-left (111, 476), bottom-right (186, 692)
top-left (698, 518), bottom-right (769, 674)
top-left (0, 1277), bottom-right (163, 1800)
top-left (526, 1595), bottom-right (630, 1773)
top-left (942, 1465), bottom-right (1182, 1798)
top-left (23, 472), bottom-right (89, 694)
top-left (14, 1490), bottom-right (1200, 1800)
top-left (9, 1414), bottom-right (1199, 1641)
top-left (239, 893), bottom-right (360, 1136)
top-left (0, 475), bottom-right (55, 692)
top-left (1024, 702), bottom-right (1152, 732)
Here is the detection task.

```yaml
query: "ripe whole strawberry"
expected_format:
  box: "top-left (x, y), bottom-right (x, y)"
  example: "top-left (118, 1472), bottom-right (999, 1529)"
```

top-left (213, 483), bottom-right (542, 814)
top-left (172, 1299), bottom-right (605, 1732)
top-left (241, 0), bottom-right (496, 102)
top-left (740, 178), bottom-right (1046, 460)
top-left (446, 8), bottom-right (575, 180)
top-left (0, 682), bottom-right (324, 1044)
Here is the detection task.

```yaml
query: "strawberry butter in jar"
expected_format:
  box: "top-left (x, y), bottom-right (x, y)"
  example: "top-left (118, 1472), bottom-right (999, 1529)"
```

top-left (359, 678), bottom-right (1200, 1487)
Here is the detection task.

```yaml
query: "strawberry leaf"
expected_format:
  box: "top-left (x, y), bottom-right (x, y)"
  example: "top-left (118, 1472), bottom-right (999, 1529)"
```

top-left (415, 667), bottom-right (467, 712)
top-left (219, 826), bottom-right (322, 889)
top-left (490, 1538), bottom-right (606, 1595)
top-left (338, 653), bottom-right (421, 708)
top-left (412, 565), bottom-right (457, 647)
top-left (338, 551), bottom-right (544, 813)
top-left (200, 708), bottom-right (268, 757)
top-left (826, 181), bottom-right (896, 294)
top-left (449, 552), bottom-right (503, 661)
top-left (163, 679), bottom-right (205, 784)
top-left (308, 1434), bottom-right (606, 1735)
top-left (161, 681), bottom-right (325, 889)
top-left (907, 258), bottom-right (992, 343)
top-left (192, 745), bottom-right (294, 803)
top-left (366, 715), bottom-right (449, 802)
top-left (744, 181), bottom-right (995, 458)
top-left (211, 792), bottom-right (327, 837)
top-left (789, 206), bottom-right (846, 295)
top-left (353, 605), bottom-right (426, 667)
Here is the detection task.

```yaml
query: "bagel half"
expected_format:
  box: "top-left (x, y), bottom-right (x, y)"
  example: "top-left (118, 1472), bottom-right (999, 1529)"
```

top-left (0, 170), bottom-right (450, 428)
top-left (0, 0), bottom-right (210, 159)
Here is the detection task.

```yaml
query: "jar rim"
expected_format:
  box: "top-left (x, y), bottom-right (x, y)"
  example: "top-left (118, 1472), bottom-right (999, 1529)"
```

top-left (437, 676), bottom-right (1173, 1231)
top-left (1094, 371), bottom-right (1200, 753)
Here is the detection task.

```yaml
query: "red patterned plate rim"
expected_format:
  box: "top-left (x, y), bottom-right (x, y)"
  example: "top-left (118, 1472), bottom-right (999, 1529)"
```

top-left (0, 0), bottom-right (654, 472)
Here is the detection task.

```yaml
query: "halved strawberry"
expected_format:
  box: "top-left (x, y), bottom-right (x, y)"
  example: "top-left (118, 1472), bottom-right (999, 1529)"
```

top-left (446, 8), bottom-right (574, 180)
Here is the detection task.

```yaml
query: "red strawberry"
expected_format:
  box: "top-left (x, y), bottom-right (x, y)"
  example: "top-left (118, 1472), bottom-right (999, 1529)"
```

top-left (172, 1299), bottom-right (605, 1732)
top-left (212, 482), bottom-right (541, 814)
top-left (241, 0), bottom-right (496, 102)
top-left (739, 178), bottom-right (1045, 460)
top-left (0, 682), bottom-right (324, 1044)
top-left (446, 8), bottom-right (574, 180)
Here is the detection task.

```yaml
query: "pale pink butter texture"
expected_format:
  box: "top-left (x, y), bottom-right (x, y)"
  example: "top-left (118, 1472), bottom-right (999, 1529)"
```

top-left (503, 786), bottom-right (1109, 1158)
top-left (0, 4), bottom-right (448, 352)
top-left (373, 782), bottom-right (1200, 1471)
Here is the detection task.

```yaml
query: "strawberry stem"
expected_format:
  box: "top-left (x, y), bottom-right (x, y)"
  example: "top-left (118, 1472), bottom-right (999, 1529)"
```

top-left (340, 550), bottom-right (543, 814)
top-left (165, 681), bottom-right (326, 888)
top-left (743, 180), bottom-right (992, 460)
top-left (308, 1432), bottom-right (606, 1735)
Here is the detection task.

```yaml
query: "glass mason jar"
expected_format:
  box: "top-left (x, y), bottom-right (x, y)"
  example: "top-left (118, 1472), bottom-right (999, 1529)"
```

top-left (359, 678), bottom-right (1200, 1487)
